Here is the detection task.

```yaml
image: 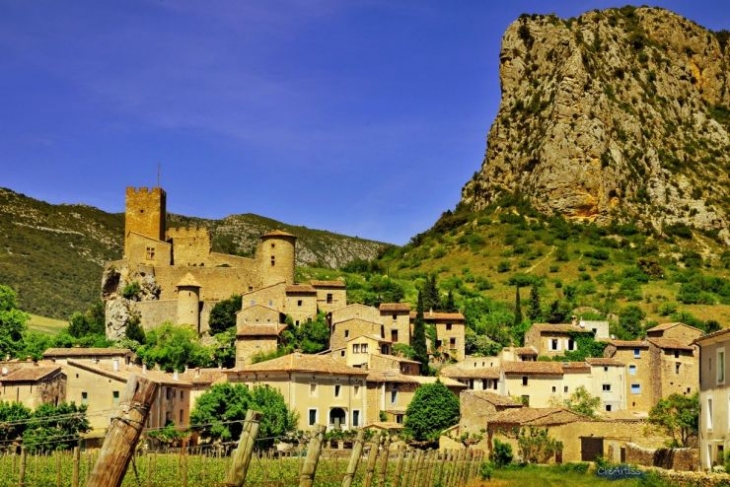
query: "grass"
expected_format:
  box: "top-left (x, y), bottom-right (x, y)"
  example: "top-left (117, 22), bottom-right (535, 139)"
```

top-left (473, 464), bottom-right (662, 487)
top-left (27, 313), bottom-right (67, 335)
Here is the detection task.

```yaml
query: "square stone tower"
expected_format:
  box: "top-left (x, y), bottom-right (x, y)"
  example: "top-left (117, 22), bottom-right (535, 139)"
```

top-left (124, 187), bottom-right (167, 258)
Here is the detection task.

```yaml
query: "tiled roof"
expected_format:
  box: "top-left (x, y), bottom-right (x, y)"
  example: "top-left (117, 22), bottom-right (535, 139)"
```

top-left (1, 366), bottom-right (62, 382)
top-left (440, 365), bottom-right (500, 379)
top-left (646, 322), bottom-right (683, 332)
top-left (694, 328), bottom-right (730, 345)
top-left (369, 353), bottom-right (420, 365)
top-left (262, 230), bottom-right (295, 238)
top-left (67, 360), bottom-right (194, 387)
top-left (176, 272), bottom-right (201, 288)
top-left (310, 280), bottom-right (346, 288)
top-left (529, 323), bottom-right (593, 334)
top-left (463, 390), bottom-right (521, 407)
top-left (177, 368), bottom-right (227, 385)
top-left (409, 311), bottom-right (465, 322)
top-left (487, 407), bottom-right (588, 426)
top-left (365, 421), bottom-right (404, 430)
top-left (561, 362), bottom-right (590, 371)
top-left (608, 340), bottom-right (649, 348)
top-left (586, 358), bottom-right (624, 367)
top-left (501, 361), bottom-right (564, 375)
top-left (647, 338), bottom-right (695, 351)
top-left (237, 324), bottom-right (287, 337)
top-left (379, 303), bottom-right (411, 312)
top-left (514, 346), bottom-right (538, 355)
top-left (346, 334), bottom-right (391, 344)
top-left (285, 285), bottom-right (316, 294)
top-left (365, 370), bottom-right (465, 388)
top-left (231, 353), bottom-right (369, 376)
top-left (43, 348), bottom-right (134, 358)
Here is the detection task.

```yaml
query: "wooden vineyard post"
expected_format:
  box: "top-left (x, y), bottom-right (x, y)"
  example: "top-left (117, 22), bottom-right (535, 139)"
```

top-left (363, 433), bottom-right (382, 487)
top-left (391, 448), bottom-right (405, 487)
top-left (376, 435), bottom-right (391, 487)
top-left (17, 446), bottom-right (27, 487)
top-left (299, 425), bottom-right (326, 487)
top-left (72, 444), bottom-right (80, 487)
top-left (86, 375), bottom-right (159, 487)
top-left (341, 429), bottom-right (365, 487)
top-left (223, 409), bottom-right (263, 487)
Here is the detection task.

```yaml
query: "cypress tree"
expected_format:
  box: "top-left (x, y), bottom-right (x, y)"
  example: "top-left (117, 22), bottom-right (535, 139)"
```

top-left (412, 291), bottom-right (429, 374)
top-left (514, 286), bottom-right (523, 327)
top-left (445, 290), bottom-right (456, 313)
top-left (528, 283), bottom-right (541, 320)
top-left (423, 274), bottom-right (442, 311)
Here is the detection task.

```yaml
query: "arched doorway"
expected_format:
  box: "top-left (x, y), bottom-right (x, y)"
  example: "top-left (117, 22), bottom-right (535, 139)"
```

top-left (329, 407), bottom-right (346, 429)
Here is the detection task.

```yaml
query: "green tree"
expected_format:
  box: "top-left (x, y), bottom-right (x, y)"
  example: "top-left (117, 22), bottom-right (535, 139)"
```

top-left (280, 312), bottom-right (330, 354)
top-left (513, 286), bottom-right (523, 327)
top-left (23, 402), bottom-right (90, 453)
top-left (191, 383), bottom-right (297, 448)
top-left (617, 304), bottom-right (646, 339)
top-left (125, 315), bottom-right (146, 344)
top-left (517, 427), bottom-right (562, 464)
top-left (561, 386), bottom-right (601, 417)
top-left (0, 285), bottom-right (29, 358)
top-left (647, 393), bottom-right (699, 447)
top-left (137, 322), bottom-right (213, 372)
top-left (528, 283), bottom-right (541, 321)
top-left (411, 291), bottom-right (428, 374)
top-left (422, 274), bottom-right (442, 311)
top-left (0, 402), bottom-right (31, 450)
top-left (404, 381), bottom-right (460, 442)
top-left (208, 294), bottom-right (242, 335)
top-left (490, 438), bottom-right (514, 468)
top-left (444, 290), bottom-right (457, 313)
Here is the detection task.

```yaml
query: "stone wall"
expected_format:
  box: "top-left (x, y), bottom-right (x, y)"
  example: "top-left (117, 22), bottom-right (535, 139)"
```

top-left (624, 442), bottom-right (699, 471)
top-left (242, 283), bottom-right (287, 311)
top-left (236, 336), bottom-right (278, 366)
top-left (331, 319), bottom-right (383, 350)
top-left (155, 266), bottom-right (258, 301)
top-left (125, 187), bottom-right (166, 255)
top-left (167, 227), bottom-right (211, 266)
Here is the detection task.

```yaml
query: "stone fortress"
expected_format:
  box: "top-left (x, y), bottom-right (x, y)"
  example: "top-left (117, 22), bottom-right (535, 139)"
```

top-left (103, 186), bottom-right (300, 338)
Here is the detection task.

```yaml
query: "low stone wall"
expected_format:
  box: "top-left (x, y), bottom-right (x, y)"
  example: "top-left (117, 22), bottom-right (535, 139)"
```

top-left (655, 469), bottom-right (730, 487)
top-left (625, 443), bottom-right (699, 471)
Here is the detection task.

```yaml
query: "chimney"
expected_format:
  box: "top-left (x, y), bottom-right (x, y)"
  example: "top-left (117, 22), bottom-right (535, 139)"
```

top-left (173, 370), bottom-right (179, 381)
top-left (113, 358), bottom-right (119, 371)
top-left (142, 363), bottom-right (147, 375)
top-left (195, 367), bottom-right (200, 379)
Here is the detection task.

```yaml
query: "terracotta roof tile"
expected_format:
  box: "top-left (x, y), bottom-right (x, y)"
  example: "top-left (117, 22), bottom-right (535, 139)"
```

top-left (237, 324), bottom-right (287, 337)
top-left (43, 348), bottom-right (134, 358)
top-left (561, 362), bottom-right (590, 371)
top-left (487, 407), bottom-right (588, 426)
top-left (379, 303), bottom-right (411, 312)
top-left (67, 360), bottom-right (194, 387)
top-left (586, 358), bottom-right (624, 366)
top-left (1, 366), bottom-right (62, 382)
top-left (262, 230), bottom-right (295, 238)
top-left (230, 353), bottom-right (369, 376)
top-left (529, 323), bottom-right (594, 334)
top-left (462, 390), bottom-right (522, 407)
top-left (310, 280), bottom-right (346, 288)
top-left (608, 340), bottom-right (649, 348)
top-left (694, 328), bottom-right (730, 345)
top-left (514, 346), bottom-right (538, 355)
top-left (501, 361), bottom-right (563, 375)
top-left (409, 311), bottom-right (465, 322)
top-left (647, 338), bottom-right (695, 351)
top-left (285, 285), bottom-right (316, 294)
top-left (440, 365), bottom-right (501, 379)
top-left (646, 322), bottom-right (684, 332)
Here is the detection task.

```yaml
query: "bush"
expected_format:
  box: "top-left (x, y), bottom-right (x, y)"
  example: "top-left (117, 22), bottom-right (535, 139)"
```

top-left (122, 281), bottom-right (141, 300)
top-left (479, 461), bottom-right (493, 480)
top-left (490, 438), bottom-right (514, 467)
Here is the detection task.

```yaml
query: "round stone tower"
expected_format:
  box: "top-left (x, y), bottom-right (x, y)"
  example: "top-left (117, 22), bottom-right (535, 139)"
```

top-left (176, 272), bottom-right (201, 333)
top-left (259, 230), bottom-right (296, 287)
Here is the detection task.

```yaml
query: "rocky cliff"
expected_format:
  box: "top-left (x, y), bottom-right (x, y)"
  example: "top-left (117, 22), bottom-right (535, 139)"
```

top-left (462, 7), bottom-right (730, 245)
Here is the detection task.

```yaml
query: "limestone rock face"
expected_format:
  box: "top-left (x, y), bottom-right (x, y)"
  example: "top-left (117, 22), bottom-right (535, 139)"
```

top-left (461, 7), bottom-right (730, 244)
top-left (101, 265), bottom-right (159, 339)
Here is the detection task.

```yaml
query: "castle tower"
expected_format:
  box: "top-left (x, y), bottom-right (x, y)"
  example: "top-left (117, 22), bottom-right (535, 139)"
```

top-left (259, 230), bottom-right (296, 287)
top-left (124, 187), bottom-right (167, 258)
top-left (176, 273), bottom-right (201, 333)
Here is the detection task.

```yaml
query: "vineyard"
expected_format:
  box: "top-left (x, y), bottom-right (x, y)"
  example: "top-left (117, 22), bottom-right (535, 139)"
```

top-left (0, 441), bottom-right (484, 487)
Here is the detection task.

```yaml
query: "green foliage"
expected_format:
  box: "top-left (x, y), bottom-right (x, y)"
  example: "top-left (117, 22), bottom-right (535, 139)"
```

top-left (392, 343), bottom-right (416, 359)
top-left (346, 274), bottom-right (404, 307)
top-left (528, 283), bottom-right (541, 321)
top-left (404, 381), bottom-right (460, 442)
top-left (0, 402), bottom-right (31, 449)
top-left (191, 383), bottom-right (297, 448)
top-left (137, 322), bottom-right (213, 372)
top-left (517, 427), bottom-right (562, 464)
top-left (0, 285), bottom-right (29, 358)
top-left (341, 258), bottom-right (383, 274)
top-left (411, 291), bottom-right (428, 374)
top-left (121, 281), bottom-right (141, 300)
top-left (465, 328), bottom-right (502, 356)
top-left (208, 294), bottom-right (241, 335)
top-left (421, 274), bottom-right (442, 311)
top-left (67, 301), bottom-right (105, 338)
top-left (479, 461), bottom-right (493, 480)
top-left (490, 438), bottom-right (514, 467)
top-left (560, 386), bottom-right (601, 417)
top-left (22, 402), bottom-right (90, 453)
top-left (647, 393), bottom-right (699, 447)
top-left (125, 315), bottom-right (146, 344)
top-left (615, 304), bottom-right (646, 339)
top-left (280, 312), bottom-right (330, 354)
top-left (553, 333), bottom-right (607, 362)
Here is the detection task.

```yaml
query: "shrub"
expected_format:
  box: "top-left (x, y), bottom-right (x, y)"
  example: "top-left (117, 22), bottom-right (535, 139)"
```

top-left (490, 438), bottom-right (514, 467)
top-left (122, 281), bottom-right (141, 300)
top-left (479, 461), bottom-right (493, 480)
top-left (497, 261), bottom-right (511, 273)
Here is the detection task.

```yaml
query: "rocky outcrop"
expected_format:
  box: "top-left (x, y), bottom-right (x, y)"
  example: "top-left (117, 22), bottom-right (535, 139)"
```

top-left (461, 7), bottom-right (730, 245)
top-left (102, 265), bottom-right (160, 340)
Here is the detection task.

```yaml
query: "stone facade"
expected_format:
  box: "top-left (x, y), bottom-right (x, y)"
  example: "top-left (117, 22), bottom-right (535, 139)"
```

top-left (524, 323), bottom-right (596, 358)
top-left (0, 362), bottom-right (66, 409)
top-left (695, 329), bottom-right (730, 469)
top-left (330, 318), bottom-right (383, 351)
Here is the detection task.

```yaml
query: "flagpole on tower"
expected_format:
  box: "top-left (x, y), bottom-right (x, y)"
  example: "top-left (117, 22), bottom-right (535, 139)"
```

top-left (157, 162), bottom-right (161, 188)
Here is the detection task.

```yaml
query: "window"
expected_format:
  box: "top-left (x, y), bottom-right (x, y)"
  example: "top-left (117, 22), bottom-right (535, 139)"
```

top-left (674, 350), bottom-right (680, 359)
top-left (271, 243), bottom-right (275, 249)
top-left (552, 386), bottom-right (556, 393)
top-left (270, 256), bottom-right (275, 266)
top-left (81, 391), bottom-right (88, 405)
top-left (345, 330), bottom-right (350, 338)
top-left (564, 386), bottom-right (568, 393)
top-left (602, 384), bottom-right (611, 391)
top-left (604, 366), bottom-right (608, 372)
top-left (482, 379), bottom-right (488, 390)
top-left (179, 409), bottom-right (183, 423)
top-left (297, 300), bottom-right (303, 307)
top-left (550, 339), bottom-right (559, 351)
top-left (675, 363), bottom-right (681, 374)
top-left (391, 330), bottom-right (399, 342)
top-left (391, 387), bottom-right (398, 404)
top-left (446, 323), bottom-right (452, 331)
top-left (629, 365), bottom-right (637, 375)
top-left (450, 337), bottom-right (456, 347)
top-left (631, 384), bottom-right (641, 394)
top-left (707, 398), bottom-right (713, 430)
top-left (606, 405), bottom-right (612, 412)
top-left (395, 414), bottom-right (404, 424)
top-left (326, 293), bottom-right (333, 304)
top-left (634, 348), bottom-right (640, 358)
top-left (353, 344), bottom-right (360, 354)
top-left (340, 350), bottom-right (345, 357)
top-left (522, 376), bottom-right (528, 386)
top-left (310, 383), bottom-right (317, 397)
top-left (718, 349), bottom-right (726, 384)
top-left (180, 391), bottom-right (184, 400)
top-left (567, 338), bottom-right (575, 351)
top-left (361, 344), bottom-right (368, 354)
top-left (352, 410), bottom-right (360, 427)
top-left (112, 391), bottom-right (120, 406)
top-left (392, 314), bottom-right (397, 321)
top-left (308, 409), bottom-right (318, 426)
top-left (334, 385), bottom-right (341, 398)
top-left (145, 246), bottom-right (155, 260)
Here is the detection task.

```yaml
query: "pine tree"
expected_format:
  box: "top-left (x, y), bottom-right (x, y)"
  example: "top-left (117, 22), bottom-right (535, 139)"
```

top-left (528, 283), bottom-right (541, 320)
top-left (514, 286), bottom-right (523, 327)
top-left (423, 274), bottom-right (442, 311)
top-left (445, 290), bottom-right (456, 313)
top-left (411, 291), bottom-right (429, 374)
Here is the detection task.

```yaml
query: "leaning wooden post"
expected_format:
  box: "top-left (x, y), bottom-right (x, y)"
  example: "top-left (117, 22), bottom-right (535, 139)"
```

top-left (341, 429), bottom-right (365, 487)
top-left (363, 433), bottom-right (382, 487)
top-left (376, 435), bottom-right (391, 487)
top-left (72, 443), bottom-right (80, 487)
top-left (223, 409), bottom-right (263, 487)
top-left (391, 448), bottom-right (406, 487)
top-left (299, 425), bottom-right (326, 487)
top-left (86, 375), bottom-right (158, 487)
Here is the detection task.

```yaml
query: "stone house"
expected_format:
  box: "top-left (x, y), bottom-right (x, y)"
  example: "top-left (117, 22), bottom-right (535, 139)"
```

top-left (310, 280), bottom-right (347, 314)
top-left (586, 358), bottom-right (627, 413)
top-left (604, 340), bottom-right (653, 412)
top-left (694, 328), bottom-right (730, 469)
top-left (523, 323), bottom-right (596, 358)
top-left (43, 347), bottom-right (135, 367)
top-left (235, 323), bottom-right (288, 367)
top-left (330, 318), bottom-right (384, 350)
top-left (440, 365), bottom-right (501, 392)
top-left (414, 311), bottom-right (466, 362)
top-left (378, 303), bottom-right (411, 347)
top-left (284, 284), bottom-right (318, 326)
top-left (225, 353), bottom-right (370, 430)
top-left (0, 361), bottom-right (65, 409)
top-left (499, 361), bottom-right (566, 407)
top-left (343, 335), bottom-right (392, 367)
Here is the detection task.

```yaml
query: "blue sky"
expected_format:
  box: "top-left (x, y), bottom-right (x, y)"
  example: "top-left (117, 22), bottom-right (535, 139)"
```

top-left (1, 1), bottom-right (727, 245)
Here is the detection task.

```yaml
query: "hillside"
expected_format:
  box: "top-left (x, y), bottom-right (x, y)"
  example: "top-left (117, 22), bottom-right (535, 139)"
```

top-left (0, 188), bottom-right (390, 319)
top-left (462, 6), bottom-right (730, 245)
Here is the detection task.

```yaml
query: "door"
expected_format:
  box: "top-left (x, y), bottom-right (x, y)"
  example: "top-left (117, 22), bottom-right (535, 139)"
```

top-left (581, 437), bottom-right (604, 462)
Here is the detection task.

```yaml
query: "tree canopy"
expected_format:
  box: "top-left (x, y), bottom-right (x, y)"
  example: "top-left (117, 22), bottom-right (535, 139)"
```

top-left (208, 294), bottom-right (242, 335)
top-left (22, 402), bottom-right (90, 453)
top-left (559, 385), bottom-right (601, 417)
top-left (137, 322), bottom-right (213, 372)
top-left (190, 383), bottom-right (297, 448)
top-left (404, 381), bottom-right (459, 442)
top-left (0, 285), bottom-right (29, 358)
top-left (647, 393), bottom-right (699, 447)
top-left (411, 291), bottom-right (428, 374)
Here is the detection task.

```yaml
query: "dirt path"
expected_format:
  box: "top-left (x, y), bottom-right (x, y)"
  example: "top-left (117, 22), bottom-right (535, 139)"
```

top-left (526, 245), bottom-right (556, 274)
